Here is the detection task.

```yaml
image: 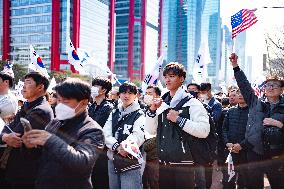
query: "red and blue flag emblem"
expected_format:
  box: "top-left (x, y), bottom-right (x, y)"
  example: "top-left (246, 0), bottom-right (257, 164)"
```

top-left (37, 57), bottom-right (45, 68)
top-left (72, 50), bottom-right (80, 60)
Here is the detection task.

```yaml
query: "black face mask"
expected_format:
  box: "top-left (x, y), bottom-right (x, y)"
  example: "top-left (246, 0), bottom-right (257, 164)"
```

top-left (188, 91), bottom-right (198, 98)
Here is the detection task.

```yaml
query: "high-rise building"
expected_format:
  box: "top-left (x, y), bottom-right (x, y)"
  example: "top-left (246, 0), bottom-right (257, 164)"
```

top-left (1, 0), bottom-right (110, 73)
top-left (113, 0), bottom-right (161, 81)
top-left (161, 0), bottom-right (188, 69)
top-left (162, 0), bottom-right (221, 84)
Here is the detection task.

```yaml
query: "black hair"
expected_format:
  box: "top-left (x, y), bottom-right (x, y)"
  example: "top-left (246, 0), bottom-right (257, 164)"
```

top-left (187, 83), bottom-right (200, 91)
top-left (0, 73), bottom-right (13, 88)
top-left (54, 78), bottom-right (91, 101)
top-left (92, 77), bottom-right (112, 97)
top-left (200, 82), bottom-right (211, 91)
top-left (146, 85), bottom-right (161, 96)
top-left (119, 82), bottom-right (137, 95)
top-left (221, 97), bottom-right (230, 107)
top-left (163, 62), bottom-right (186, 79)
top-left (24, 72), bottom-right (49, 91)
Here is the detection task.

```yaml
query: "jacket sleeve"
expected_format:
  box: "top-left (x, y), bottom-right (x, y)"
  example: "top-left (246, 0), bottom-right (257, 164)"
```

top-left (234, 67), bottom-right (258, 108)
top-left (145, 110), bottom-right (158, 137)
top-left (125, 114), bottom-right (145, 147)
top-left (222, 112), bottom-right (230, 144)
top-left (103, 113), bottom-right (120, 151)
top-left (44, 128), bottom-right (104, 174)
top-left (179, 98), bottom-right (210, 138)
top-left (212, 103), bottom-right (222, 123)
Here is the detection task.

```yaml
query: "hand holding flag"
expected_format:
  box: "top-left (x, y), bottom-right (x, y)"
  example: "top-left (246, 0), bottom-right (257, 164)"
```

top-left (121, 135), bottom-right (144, 164)
top-left (225, 151), bottom-right (235, 182)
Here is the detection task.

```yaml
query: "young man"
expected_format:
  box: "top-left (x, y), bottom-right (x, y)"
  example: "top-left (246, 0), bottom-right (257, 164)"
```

top-left (88, 77), bottom-right (113, 189)
top-left (230, 53), bottom-right (284, 189)
top-left (0, 72), bottom-right (54, 189)
top-left (22, 78), bottom-right (105, 189)
top-left (103, 82), bottom-right (145, 189)
top-left (222, 89), bottom-right (249, 189)
top-left (145, 62), bottom-right (210, 189)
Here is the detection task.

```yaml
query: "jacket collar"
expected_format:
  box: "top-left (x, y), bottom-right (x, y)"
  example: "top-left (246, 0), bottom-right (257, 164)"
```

top-left (162, 86), bottom-right (192, 108)
top-left (23, 96), bottom-right (45, 111)
top-left (117, 99), bottom-right (140, 117)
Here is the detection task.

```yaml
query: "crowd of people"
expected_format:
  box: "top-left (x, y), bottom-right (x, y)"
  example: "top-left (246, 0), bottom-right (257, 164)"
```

top-left (0, 53), bottom-right (283, 189)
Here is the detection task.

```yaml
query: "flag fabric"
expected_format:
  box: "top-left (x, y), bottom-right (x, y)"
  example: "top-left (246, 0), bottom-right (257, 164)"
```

top-left (1, 62), bottom-right (14, 78)
top-left (141, 55), bottom-right (164, 93)
top-left (121, 135), bottom-right (144, 164)
top-left (14, 80), bottom-right (25, 101)
top-left (66, 38), bottom-right (86, 74)
top-left (231, 9), bottom-right (258, 39)
top-left (192, 41), bottom-right (211, 84)
top-left (47, 77), bottom-right (57, 93)
top-left (29, 45), bottom-right (49, 78)
top-left (252, 75), bottom-right (266, 97)
top-left (225, 151), bottom-right (236, 182)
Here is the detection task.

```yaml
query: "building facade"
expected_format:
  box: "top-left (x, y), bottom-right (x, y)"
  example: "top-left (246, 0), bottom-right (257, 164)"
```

top-left (1, 0), bottom-right (110, 73)
top-left (114, 0), bottom-right (161, 81)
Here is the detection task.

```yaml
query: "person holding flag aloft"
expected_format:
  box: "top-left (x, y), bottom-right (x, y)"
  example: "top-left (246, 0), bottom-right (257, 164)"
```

top-left (230, 53), bottom-right (284, 189)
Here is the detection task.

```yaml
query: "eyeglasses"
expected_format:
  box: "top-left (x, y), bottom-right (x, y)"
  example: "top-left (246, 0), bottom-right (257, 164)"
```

top-left (264, 83), bottom-right (281, 90)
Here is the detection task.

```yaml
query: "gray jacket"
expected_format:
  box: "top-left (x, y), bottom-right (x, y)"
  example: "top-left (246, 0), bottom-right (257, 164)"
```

top-left (234, 67), bottom-right (284, 155)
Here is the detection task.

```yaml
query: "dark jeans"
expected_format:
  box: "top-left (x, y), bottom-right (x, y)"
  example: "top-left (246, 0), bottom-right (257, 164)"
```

top-left (223, 151), bottom-right (248, 189)
top-left (159, 163), bottom-right (195, 189)
top-left (246, 150), bottom-right (264, 189)
top-left (92, 152), bottom-right (109, 189)
top-left (143, 159), bottom-right (159, 189)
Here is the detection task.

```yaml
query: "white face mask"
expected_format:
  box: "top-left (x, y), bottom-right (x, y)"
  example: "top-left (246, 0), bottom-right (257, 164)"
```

top-left (91, 87), bottom-right (99, 98)
top-left (55, 103), bottom-right (80, 120)
top-left (143, 95), bottom-right (154, 106)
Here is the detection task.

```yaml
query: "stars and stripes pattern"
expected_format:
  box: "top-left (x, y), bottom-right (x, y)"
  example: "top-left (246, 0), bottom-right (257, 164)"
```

top-left (231, 9), bottom-right (258, 39)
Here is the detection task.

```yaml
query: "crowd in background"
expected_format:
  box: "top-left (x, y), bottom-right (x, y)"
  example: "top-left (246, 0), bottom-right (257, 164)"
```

top-left (0, 53), bottom-right (283, 189)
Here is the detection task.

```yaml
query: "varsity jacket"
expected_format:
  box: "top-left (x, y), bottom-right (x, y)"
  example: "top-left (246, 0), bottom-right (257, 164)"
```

top-left (103, 100), bottom-right (145, 160)
top-left (145, 87), bottom-right (210, 163)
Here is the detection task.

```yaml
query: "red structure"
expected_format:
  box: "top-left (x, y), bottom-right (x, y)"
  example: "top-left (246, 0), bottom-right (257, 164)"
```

top-left (108, 0), bottom-right (115, 72)
top-left (2, 0), bottom-right (10, 61)
top-left (140, 0), bottom-right (147, 81)
top-left (51, 0), bottom-right (60, 71)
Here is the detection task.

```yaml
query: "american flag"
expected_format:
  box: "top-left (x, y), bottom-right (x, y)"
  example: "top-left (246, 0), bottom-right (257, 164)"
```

top-left (231, 9), bottom-right (258, 39)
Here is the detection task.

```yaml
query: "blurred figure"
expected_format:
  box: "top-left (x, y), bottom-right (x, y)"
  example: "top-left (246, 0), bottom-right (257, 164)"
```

top-left (109, 88), bottom-right (119, 108)
top-left (22, 78), bottom-right (104, 189)
top-left (143, 86), bottom-right (161, 107)
top-left (49, 93), bottom-right (58, 117)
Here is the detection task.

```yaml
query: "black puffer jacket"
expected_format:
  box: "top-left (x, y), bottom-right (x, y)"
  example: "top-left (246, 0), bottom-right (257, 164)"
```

top-left (35, 111), bottom-right (104, 189)
top-left (0, 96), bottom-right (53, 185)
top-left (88, 99), bottom-right (113, 127)
top-left (222, 105), bottom-right (249, 146)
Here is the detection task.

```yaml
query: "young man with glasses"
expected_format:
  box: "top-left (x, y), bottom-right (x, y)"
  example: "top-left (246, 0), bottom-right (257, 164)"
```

top-left (230, 53), bottom-right (284, 189)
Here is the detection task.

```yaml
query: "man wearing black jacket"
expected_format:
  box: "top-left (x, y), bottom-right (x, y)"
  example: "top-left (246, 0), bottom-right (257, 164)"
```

top-left (22, 78), bottom-right (104, 189)
top-left (0, 72), bottom-right (54, 189)
top-left (88, 77), bottom-right (113, 189)
top-left (222, 89), bottom-right (249, 189)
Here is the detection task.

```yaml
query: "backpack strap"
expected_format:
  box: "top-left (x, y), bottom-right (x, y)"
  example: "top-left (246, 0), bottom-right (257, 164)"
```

top-left (173, 96), bottom-right (191, 111)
